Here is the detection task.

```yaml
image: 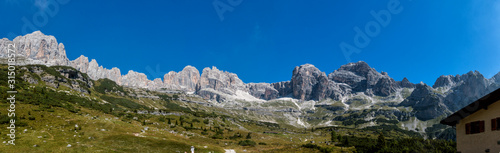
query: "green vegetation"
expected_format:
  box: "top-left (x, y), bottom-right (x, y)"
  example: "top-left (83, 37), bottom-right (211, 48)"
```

top-left (94, 78), bottom-right (125, 94)
top-left (0, 64), bottom-right (457, 153)
top-left (238, 140), bottom-right (256, 146)
top-left (100, 95), bottom-right (148, 110)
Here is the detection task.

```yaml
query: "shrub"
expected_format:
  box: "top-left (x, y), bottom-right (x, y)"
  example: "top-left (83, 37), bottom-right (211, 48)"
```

top-left (238, 140), bottom-right (256, 146)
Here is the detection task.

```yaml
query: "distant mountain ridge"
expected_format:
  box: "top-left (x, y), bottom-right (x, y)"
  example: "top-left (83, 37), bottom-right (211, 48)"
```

top-left (2, 31), bottom-right (500, 132)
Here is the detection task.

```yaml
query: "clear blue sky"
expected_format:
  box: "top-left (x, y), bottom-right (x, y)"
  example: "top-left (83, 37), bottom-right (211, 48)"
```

top-left (1, 0), bottom-right (499, 85)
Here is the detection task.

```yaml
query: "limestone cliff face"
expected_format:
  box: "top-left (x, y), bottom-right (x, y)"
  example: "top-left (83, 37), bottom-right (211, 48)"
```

top-left (71, 55), bottom-right (89, 74)
top-left (271, 81), bottom-right (292, 97)
top-left (121, 70), bottom-right (150, 89)
top-left (70, 56), bottom-right (122, 85)
top-left (399, 83), bottom-right (449, 121)
top-left (328, 61), bottom-right (399, 96)
top-left (441, 71), bottom-right (491, 111)
top-left (290, 64), bottom-right (330, 101)
top-left (0, 31), bottom-right (70, 66)
top-left (196, 67), bottom-right (246, 91)
top-left (397, 77), bottom-right (415, 88)
top-left (163, 65), bottom-right (200, 91)
top-left (195, 66), bottom-right (247, 100)
top-left (246, 83), bottom-right (279, 100)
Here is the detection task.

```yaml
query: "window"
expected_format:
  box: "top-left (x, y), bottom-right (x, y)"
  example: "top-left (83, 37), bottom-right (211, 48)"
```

top-left (465, 121), bottom-right (484, 134)
top-left (492, 118), bottom-right (500, 131)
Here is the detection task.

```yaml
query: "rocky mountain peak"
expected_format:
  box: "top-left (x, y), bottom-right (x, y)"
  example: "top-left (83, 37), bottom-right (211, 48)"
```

top-left (121, 70), bottom-right (149, 88)
top-left (336, 61), bottom-right (377, 78)
top-left (329, 61), bottom-right (385, 93)
top-left (291, 64), bottom-right (329, 100)
top-left (71, 55), bottom-right (89, 73)
top-left (399, 82), bottom-right (448, 121)
top-left (163, 65), bottom-right (200, 91)
top-left (197, 66), bottom-right (245, 92)
top-left (7, 30), bottom-right (70, 66)
top-left (398, 77), bottom-right (415, 88)
top-left (492, 72), bottom-right (500, 83)
top-left (433, 75), bottom-right (456, 88)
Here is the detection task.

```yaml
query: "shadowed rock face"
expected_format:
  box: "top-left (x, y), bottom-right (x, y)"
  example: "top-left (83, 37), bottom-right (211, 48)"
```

top-left (399, 83), bottom-right (449, 121)
top-left (327, 61), bottom-right (400, 97)
top-left (246, 83), bottom-right (279, 100)
top-left (329, 61), bottom-right (383, 90)
top-left (433, 75), bottom-right (459, 88)
top-left (291, 64), bottom-right (329, 100)
top-left (397, 77), bottom-right (415, 88)
top-left (373, 76), bottom-right (398, 97)
top-left (442, 71), bottom-right (491, 111)
top-left (271, 81), bottom-right (292, 97)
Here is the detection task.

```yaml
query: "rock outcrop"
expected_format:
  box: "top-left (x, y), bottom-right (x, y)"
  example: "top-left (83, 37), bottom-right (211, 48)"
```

top-left (196, 66), bottom-right (246, 92)
top-left (329, 61), bottom-right (383, 92)
top-left (121, 70), bottom-right (150, 89)
top-left (195, 66), bottom-right (248, 101)
top-left (373, 74), bottom-right (398, 96)
top-left (441, 71), bottom-right (491, 111)
top-left (328, 61), bottom-right (399, 96)
top-left (70, 56), bottom-right (122, 85)
top-left (0, 31), bottom-right (70, 66)
top-left (397, 77), bottom-right (415, 88)
top-left (291, 64), bottom-right (330, 101)
top-left (163, 66), bottom-right (200, 91)
top-left (399, 83), bottom-right (449, 121)
top-left (271, 81), bottom-right (292, 97)
top-left (246, 83), bottom-right (279, 100)
top-left (432, 75), bottom-right (458, 88)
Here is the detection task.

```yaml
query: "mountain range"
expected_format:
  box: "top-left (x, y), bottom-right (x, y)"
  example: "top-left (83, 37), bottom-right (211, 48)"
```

top-left (1, 31), bottom-right (499, 139)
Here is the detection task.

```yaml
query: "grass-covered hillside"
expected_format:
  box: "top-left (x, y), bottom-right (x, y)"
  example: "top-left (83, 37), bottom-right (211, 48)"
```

top-left (0, 64), bottom-right (455, 153)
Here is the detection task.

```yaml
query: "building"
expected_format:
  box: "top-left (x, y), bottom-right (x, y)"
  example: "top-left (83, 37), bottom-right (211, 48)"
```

top-left (441, 88), bottom-right (500, 153)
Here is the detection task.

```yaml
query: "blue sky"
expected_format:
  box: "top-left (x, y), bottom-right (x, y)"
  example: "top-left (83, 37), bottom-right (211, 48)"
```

top-left (1, 0), bottom-right (499, 85)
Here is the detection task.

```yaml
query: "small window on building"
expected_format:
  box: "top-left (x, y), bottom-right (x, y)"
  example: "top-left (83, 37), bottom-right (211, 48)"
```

top-left (492, 118), bottom-right (500, 131)
top-left (466, 121), bottom-right (484, 134)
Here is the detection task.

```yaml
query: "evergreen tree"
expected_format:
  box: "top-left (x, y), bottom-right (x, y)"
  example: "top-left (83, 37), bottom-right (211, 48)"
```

top-left (376, 132), bottom-right (386, 150)
top-left (246, 132), bottom-right (252, 139)
top-left (167, 118), bottom-right (171, 125)
top-left (343, 136), bottom-right (350, 147)
top-left (331, 130), bottom-right (337, 142)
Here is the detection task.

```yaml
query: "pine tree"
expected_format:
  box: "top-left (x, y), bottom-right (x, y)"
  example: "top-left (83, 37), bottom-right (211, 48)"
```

top-left (168, 118), bottom-right (171, 125)
top-left (331, 130), bottom-right (337, 142)
top-left (343, 136), bottom-right (350, 147)
top-left (190, 122), bottom-right (194, 128)
top-left (246, 132), bottom-right (252, 139)
top-left (376, 132), bottom-right (386, 150)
